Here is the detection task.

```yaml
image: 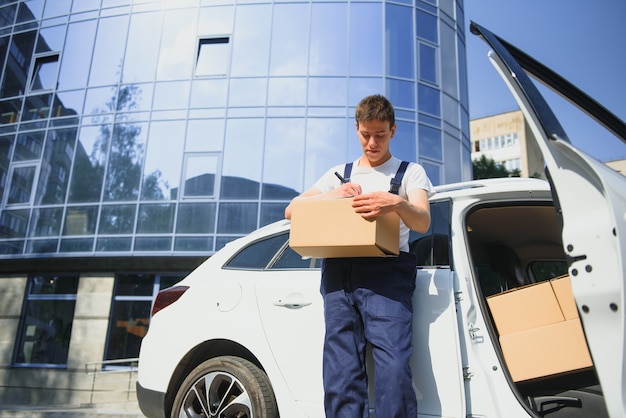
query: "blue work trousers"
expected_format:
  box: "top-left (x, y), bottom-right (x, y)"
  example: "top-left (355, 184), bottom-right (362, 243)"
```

top-left (320, 252), bottom-right (418, 418)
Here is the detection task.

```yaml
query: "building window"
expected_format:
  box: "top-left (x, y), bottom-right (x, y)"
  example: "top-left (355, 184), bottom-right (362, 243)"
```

top-left (195, 37), bottom-right (230, 77)
top-left (14, 274), bottom-right (79, 367)
top-left (29, 54), bottom-right (60, 92)
top-left (104, 273), bottom-right (184, 364)
top-left (182, 153), bottom-right (219, 198)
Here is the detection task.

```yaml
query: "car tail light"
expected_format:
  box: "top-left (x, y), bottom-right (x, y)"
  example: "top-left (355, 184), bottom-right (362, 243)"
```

top-left (152, 285), bottom-right (190, 316)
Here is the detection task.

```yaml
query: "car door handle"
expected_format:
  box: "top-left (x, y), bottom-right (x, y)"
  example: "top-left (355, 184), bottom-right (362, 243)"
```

top-left (273, 296), bottom-right (312, 309)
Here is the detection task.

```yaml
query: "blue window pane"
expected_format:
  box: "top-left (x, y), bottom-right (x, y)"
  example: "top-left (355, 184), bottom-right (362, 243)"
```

top-left (96, 237), bottom-right (132, 252)
top-left (391, 121), bottom-right (416, 162)
top-left (350, 4), bottom-right (382, 76)
top-left (99, 204), bottom-right (136, 234)
top-left (217, 202), bottom-right (258, 234)
top-left (418, 83), bottom-right (440, 116)
top-left (386, 4), bottom-right (414, 79)
top-left (134, 237), bottom-right (172, 251)
top-left (416, 9), bottom-right (438, 43)
top-left (270, 4), bottom-right (309, 76)
top-left (60, 238), bottom-right (93, 252)
top-left (386, 78), bottom-right (415, 110)
top-left (136, 204), bottom-right (175, 233)
top-left (64, 206), bottom-right (97, 235)
top-left (419, 43), bottom-right (437, 84)
top-left (419, 124), bottom-right (442, 161)
top-left (231, 5), bottom-right (271, 77)
top-left (174, 237), bottom-right (213, 252)
top-left (176, 203), bottom-right (216, 234)
top-left (30, 207), bottom-right (63, 237)
top-left (309, 3), bottom-right (347, 76)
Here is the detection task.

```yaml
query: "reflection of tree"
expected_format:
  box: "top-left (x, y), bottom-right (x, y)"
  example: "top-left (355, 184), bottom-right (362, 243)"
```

top-left (93, 84), bottom-right (164, 201)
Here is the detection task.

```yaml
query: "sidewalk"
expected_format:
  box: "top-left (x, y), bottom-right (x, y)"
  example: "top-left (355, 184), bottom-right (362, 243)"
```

top-left (0, 402), bottom-right (144, 418)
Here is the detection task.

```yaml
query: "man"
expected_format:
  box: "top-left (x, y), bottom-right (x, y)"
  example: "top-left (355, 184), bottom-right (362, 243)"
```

top-left (285, 94), bottom-right (434, 418)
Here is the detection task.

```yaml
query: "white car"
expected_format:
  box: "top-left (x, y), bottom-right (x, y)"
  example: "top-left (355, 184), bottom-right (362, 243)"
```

top-left (137, 23), bottom-right (626, 418)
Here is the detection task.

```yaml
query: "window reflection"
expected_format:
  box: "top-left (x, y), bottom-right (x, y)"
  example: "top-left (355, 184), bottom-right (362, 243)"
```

top-left (137, 203), bottom-right (174, 233)
top-left (99, 204), bottom-right (136, 234)
top-left (349, 3), bottom-right (382, 76)
top-left (416, 9), bottom-right (438, 43)
top-left (36, 127), bottom-right (77, 205)
top-left (152, 81), bottom-right (190, 110)
top-left (217, 202), bottom-right (258, 234)
top-left (263, 118), bottom-right (304, 195)
top-left (270, 4), bottom-right (309, 76)
top-left (177, 202), bottom-right (216, 234)
top-left (419, 43), bottom-right (438, 84)
top-left (30, 207), bottom-right (63, 237)
top-left (123, 11), bottom-right (161, 83)
top-left (304, 118), bottom-right (348, 188)
top-left (231, 5), bottom-right (270, 77)
top-left (182, 153), bottom-right (218, 198)
top-left (309, 3), bottom-right (347, 76)
top-left (57, 20), bottom-right (96, 91)
top-left (68, 125), bottom-right (106, 203)
top-left (418, 124), bottom-right (442, 161)
top-left (90, 15), bottom-right (129, 87)
top-left (103, 121), bottom-right (147, 201)
top-left (418, 83), bottom-right (440, 116)
top-left (228, 78), bottom-right (267, 107)
top-left (221, 118), bottom-right (263, 198)
top-left (63, 205), bottom-right (97, 235)
top-left (391, 121), bottom-right (416, 163)
top-left (386, 4), bottom-right (414, 79)
top-left (308, 78), bottom-right (348, 107)
top-left (141, 120), bottom-right (184, 200)
top-left (157, 8), bottom-right (197, 80)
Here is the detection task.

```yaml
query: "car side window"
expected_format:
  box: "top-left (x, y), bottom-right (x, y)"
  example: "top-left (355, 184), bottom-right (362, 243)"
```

top-left (271, 246), bottom-right (320, 270)
top-left (225, 233), bottom-right (288, 269)
top-left (409, 200), bottom-right (451, 267)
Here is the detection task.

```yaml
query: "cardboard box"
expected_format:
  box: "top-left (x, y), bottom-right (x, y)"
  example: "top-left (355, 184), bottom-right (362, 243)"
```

top-left (500, 319), bottom-right (593, 382)
top-left (551, 275), bottom-right (579, 320)
top-left (486, 281), bottom-right (565, 335)
top-left (289, 197), bottom-right (400, 258)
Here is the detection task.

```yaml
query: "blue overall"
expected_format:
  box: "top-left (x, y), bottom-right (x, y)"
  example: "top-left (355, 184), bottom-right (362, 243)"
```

top-left (320, 162), bottom-right (418, 418)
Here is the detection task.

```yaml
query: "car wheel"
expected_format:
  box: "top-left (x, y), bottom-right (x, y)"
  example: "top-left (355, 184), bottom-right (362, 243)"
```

top-left (171, 355), bottom-right (278, 418)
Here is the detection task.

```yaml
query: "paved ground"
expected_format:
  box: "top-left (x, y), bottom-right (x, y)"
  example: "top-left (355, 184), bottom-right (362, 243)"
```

top-left (0, 402), bottom-right (144, 418)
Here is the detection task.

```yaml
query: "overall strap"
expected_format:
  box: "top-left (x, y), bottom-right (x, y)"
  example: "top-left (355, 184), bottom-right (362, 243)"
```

top-left (343, 162), bottom-right (353, 183)
top-left (389, 161), bottom-right (409, 195)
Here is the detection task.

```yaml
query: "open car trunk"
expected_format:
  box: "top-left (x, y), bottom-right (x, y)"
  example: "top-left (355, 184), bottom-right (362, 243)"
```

top-left (466, 201), bottom-right (608, 417)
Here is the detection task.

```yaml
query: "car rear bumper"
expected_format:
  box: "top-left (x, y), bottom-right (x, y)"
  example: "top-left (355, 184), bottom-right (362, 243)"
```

top-left (136, 381), bottom-right (166, 418)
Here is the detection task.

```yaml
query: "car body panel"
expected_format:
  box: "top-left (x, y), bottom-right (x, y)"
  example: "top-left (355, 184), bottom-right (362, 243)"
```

top-left (471, 21), bottom-right (626, 418)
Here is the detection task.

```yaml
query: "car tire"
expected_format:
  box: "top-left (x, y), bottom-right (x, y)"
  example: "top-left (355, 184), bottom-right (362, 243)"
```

top-left (170, 355), bottom-right (278, 418)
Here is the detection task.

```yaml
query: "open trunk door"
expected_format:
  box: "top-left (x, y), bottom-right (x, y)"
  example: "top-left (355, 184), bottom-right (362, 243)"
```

top-left (471, 22), bottom-right (626, 418)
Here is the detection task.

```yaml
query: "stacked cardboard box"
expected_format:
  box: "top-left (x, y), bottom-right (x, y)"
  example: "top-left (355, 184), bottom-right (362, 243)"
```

top-left (486, 275), bottom-right (593, 382)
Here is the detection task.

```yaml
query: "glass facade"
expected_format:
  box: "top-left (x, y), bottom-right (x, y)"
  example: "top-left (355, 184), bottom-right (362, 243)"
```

top-left (0, 0), bottom-right (470, 258)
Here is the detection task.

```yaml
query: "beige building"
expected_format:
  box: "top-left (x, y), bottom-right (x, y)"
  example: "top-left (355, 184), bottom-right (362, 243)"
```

top-left (470, 109), bottom-right (545, 178)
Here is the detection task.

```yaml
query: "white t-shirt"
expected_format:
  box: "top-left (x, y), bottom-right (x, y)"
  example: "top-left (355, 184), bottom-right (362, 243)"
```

top-left (312, 157), bottom-right (435, 252)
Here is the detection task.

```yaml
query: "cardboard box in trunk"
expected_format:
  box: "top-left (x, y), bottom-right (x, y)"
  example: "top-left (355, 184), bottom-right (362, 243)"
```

top-left (486, 275), bottom-right (592, 382)
top-left (289, 197), bottom-right (400, 258)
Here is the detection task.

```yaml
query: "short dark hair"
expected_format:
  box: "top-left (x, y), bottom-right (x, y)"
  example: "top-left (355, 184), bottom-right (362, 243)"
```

top-left (355, 95), bottom-right (395, 128)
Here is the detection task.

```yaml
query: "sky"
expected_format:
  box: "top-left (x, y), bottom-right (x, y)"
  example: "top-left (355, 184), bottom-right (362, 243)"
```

top-left (464, 0), bottom-right (626, 162)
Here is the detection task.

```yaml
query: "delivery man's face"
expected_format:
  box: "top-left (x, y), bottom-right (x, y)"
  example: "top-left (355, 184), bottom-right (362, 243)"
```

top-left (356, 119), bottom-right (396, 167)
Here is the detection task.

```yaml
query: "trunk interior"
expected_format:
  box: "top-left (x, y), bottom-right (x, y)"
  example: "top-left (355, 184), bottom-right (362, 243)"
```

top-left (465, 202), bottom-right (608, 417)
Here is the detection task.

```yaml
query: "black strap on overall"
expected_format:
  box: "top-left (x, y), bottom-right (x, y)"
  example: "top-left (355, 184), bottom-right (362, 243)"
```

top-left (342, 161), bottom-right (409, 195)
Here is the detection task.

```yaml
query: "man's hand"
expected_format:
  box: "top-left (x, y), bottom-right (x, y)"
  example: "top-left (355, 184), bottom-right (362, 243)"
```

top-left (352, 189), bottom-right (431, 233)
top-left (352, 192), bottom-right (400, 219)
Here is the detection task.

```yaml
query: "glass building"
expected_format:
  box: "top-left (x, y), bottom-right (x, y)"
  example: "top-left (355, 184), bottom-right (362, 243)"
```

top-left (0, 0), bottom-right (470, 405)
